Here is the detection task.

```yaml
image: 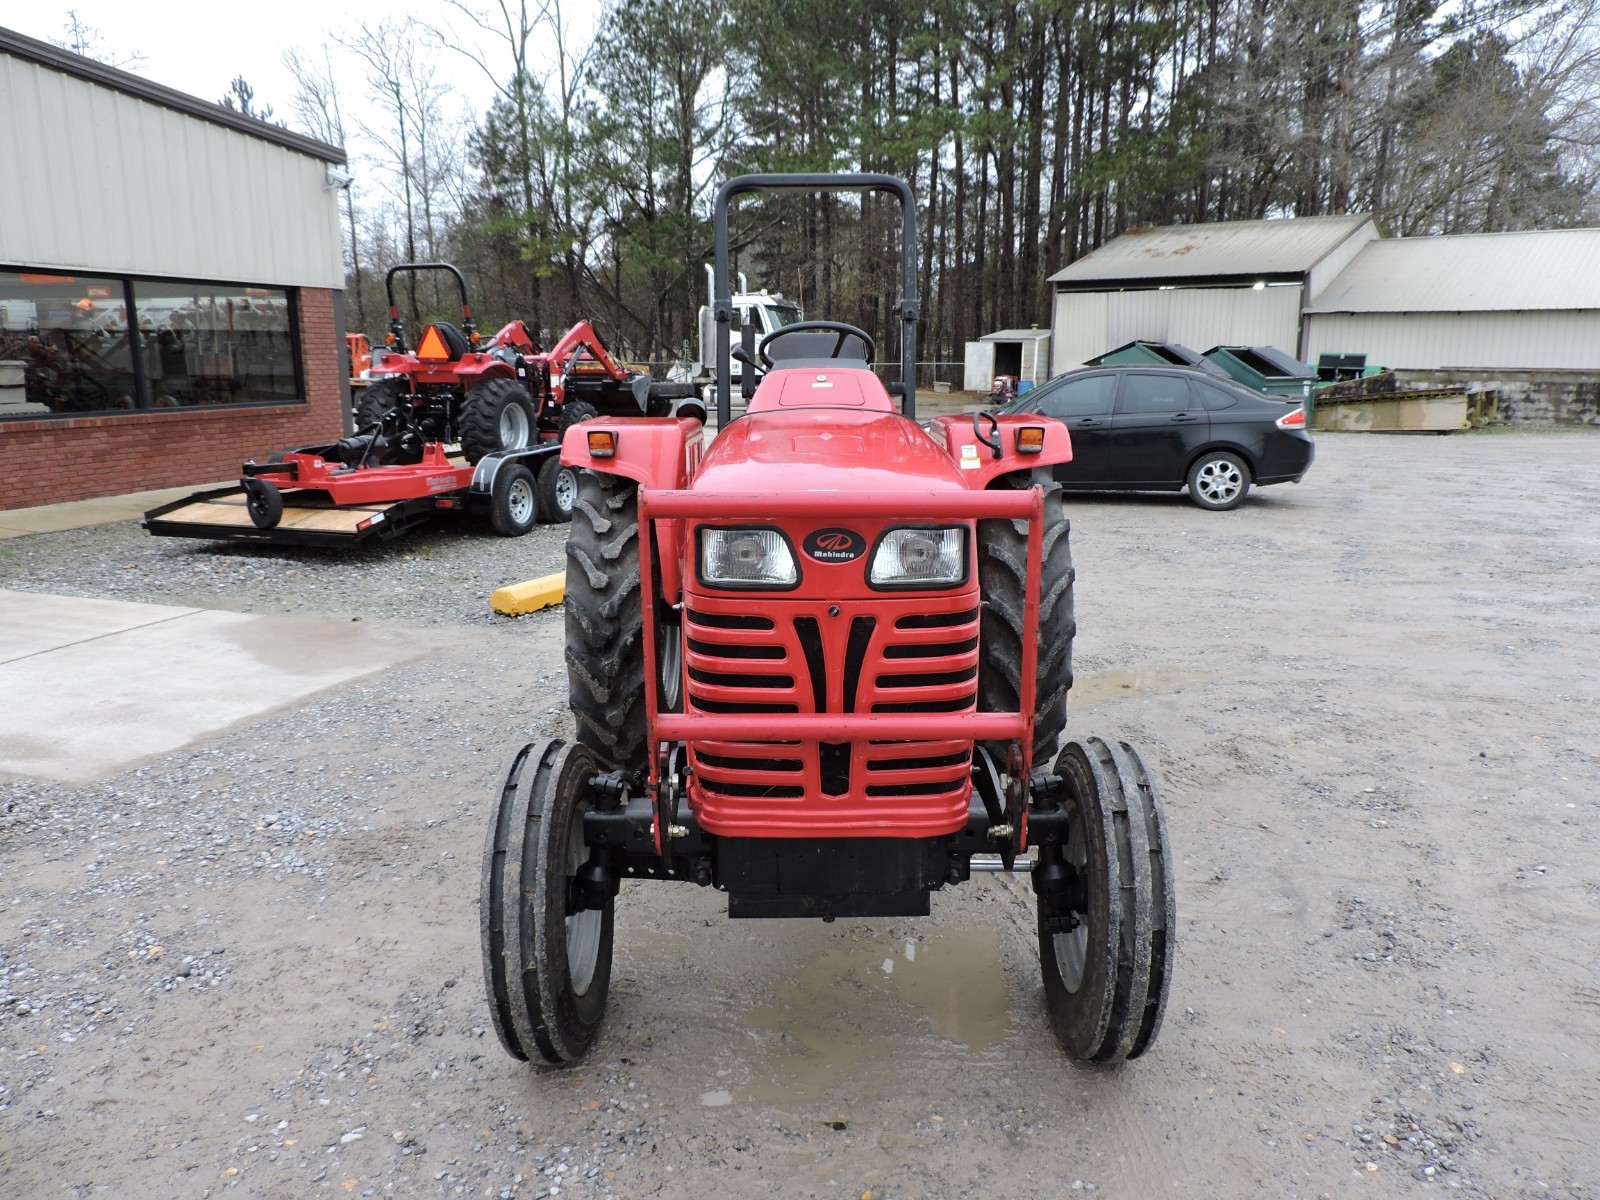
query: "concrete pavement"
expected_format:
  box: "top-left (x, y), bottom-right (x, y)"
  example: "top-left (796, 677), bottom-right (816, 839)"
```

top-left (0, 590), bottom-right (423, 783)
top-left (0, 481), bottom-right (231, 539)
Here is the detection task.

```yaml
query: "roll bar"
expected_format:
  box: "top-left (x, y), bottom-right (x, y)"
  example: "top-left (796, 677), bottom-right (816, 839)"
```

top-left (712, 174), bottom-right (919, 426)
top-left (383, 262), bottom-right (475, 353)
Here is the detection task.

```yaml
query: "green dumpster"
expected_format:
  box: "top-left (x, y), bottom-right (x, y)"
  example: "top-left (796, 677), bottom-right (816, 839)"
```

top-left (1202, 345), bottom-right (1316, 400)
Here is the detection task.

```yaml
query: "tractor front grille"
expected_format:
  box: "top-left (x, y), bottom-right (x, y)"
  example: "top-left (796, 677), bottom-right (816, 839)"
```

top-left (682, 595), bottom-right (979, 836)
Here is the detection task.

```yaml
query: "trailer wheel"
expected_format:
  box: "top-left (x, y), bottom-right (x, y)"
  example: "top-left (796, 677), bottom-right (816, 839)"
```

top-left (977, 475), bottom-right (1075, 764)
top-left (460, 377), bottom-right (537, 463)
top-left (1037, 738), bottom-right (1174, 1064)
top-left (537, 456), bottom-right (578, 524)
top-left (481, 738), bottom-right (614, 1066)
top-left (241, 477), bottom-right (283, 530)
top-left (489, 464), bottom-right (538, 537)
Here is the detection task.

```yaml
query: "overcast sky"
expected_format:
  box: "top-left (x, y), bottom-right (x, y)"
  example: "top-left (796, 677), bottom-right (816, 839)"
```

top-left (0, 1), bottom-right (600, 140)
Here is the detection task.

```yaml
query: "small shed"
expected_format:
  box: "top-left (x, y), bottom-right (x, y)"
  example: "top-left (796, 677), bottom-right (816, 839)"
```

top-left (963, 327), bottom-right (1052, 392)
top-left (1203, 345), bottom-right (1315, 397)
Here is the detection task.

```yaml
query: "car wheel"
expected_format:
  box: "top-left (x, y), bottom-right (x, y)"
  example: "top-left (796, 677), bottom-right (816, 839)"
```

top-left (1187, 451), bottom-right (1251, 511)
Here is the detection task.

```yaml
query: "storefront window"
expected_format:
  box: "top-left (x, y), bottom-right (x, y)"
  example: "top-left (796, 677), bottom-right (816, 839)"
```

top-left (0, 270), bottom-right (299, 418)
top-left (0, 271), bottom-right (138, 415)
top-left (132, 282), bottom-right (297, 408)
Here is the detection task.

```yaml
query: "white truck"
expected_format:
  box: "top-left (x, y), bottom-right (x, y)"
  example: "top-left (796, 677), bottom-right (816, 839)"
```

top-left (684, 265), bottom-right (801, 393)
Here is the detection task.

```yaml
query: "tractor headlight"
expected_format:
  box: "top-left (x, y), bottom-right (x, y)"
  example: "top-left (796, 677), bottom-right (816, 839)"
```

top-left (698, 526), bottom-right (799, 589)
top-left (869, 526), bottom-right (968, 588)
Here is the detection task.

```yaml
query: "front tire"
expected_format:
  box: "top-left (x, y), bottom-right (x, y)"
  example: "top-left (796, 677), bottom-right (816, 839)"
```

top-left (566, 471), bottom-right (647, 772)
top-left (1037, 738), bottom-right (1174, 1064)
top-left (489, 464), bottom-right (537, 537)
top-left (460, 377), bottom-right (537, 463)
top-left (978, 475), bottom-right (1075, 765)
top-left (1187, 450), bottom-right (1251, 511)
top-left (481, 739), bottom-right (614, 1066)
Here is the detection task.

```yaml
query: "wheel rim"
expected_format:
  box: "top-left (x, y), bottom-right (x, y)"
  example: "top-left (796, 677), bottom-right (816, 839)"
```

top-left (1195, 458), bottom-right (1242, 505)
top-left (1052, 806), bottom-right (1091, 994)
top-left (564, 804), bottom-right (602, 996)
top-left (658, 619), bottom-right (682, 711)
top-left (498, 402), bottom-right (530, 449)
top-left (507, 476), bottom-right (535, 525)
top-left (553, 467), bottom-right (578, 515)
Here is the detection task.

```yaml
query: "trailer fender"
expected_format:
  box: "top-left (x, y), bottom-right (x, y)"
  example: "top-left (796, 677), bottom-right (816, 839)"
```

top-left (927, 413), bottom-right (1073, 489)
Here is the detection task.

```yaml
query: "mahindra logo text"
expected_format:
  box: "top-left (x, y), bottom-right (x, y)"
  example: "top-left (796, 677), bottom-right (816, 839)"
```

top-left (802, 528), bottom-right (866, 563)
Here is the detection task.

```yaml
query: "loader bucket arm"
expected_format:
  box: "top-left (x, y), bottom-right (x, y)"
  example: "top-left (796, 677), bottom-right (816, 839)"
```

top-left (545, 320), bottom-right (632, 381)
top-left (712, 174), bottom-right (919, 427)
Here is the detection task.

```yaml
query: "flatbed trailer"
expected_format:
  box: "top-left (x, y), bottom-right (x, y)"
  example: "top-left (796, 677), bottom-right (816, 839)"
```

top-left (143, 442), bottom-right (558, 548)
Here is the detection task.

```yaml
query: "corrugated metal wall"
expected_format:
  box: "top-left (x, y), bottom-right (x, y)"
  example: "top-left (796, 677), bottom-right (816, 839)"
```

top-left (1052, 286), bottom-right (1302, 374)
top-left (0, 55), bottom-right (342, 289)
top-left (1304, 312), bottom-right (1600, 370)
top-left (1051, 293), bottom-right (1109, 374)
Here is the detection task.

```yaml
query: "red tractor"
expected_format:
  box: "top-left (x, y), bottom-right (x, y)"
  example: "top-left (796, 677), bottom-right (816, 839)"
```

top-left (362, 262), bottom-right (692, 521)
top-left (480, 175), bottom-right (1175, 1067)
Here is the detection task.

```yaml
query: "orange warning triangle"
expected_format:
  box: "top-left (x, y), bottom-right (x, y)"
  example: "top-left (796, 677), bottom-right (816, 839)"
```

top-left (416, 325), bottom-right (451, 361)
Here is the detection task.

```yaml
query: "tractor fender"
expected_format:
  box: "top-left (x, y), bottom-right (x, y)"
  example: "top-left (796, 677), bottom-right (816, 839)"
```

top-left (926, 413), bottom-right (1073, 489)
top-left (451, 357), bottom-right (518, 384)
top-left (560, 415), bottom-right (705, 488)
top-left (562, 416), bottom-right (707, 604)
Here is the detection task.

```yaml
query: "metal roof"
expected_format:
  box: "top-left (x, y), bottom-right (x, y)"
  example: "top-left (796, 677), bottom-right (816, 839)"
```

top-left (1305, 229), bottom-right (1600, 313)
top-left (0, 25), bottom-right (346, 164)
top-left (981, 328), bottom-right (1051, 341)
top-left (1050, 214), bottom-right (1375, 285)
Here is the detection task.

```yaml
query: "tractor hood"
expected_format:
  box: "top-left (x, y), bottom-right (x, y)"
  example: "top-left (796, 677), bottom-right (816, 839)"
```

top-left (692, 408), bottom-right (966, 495)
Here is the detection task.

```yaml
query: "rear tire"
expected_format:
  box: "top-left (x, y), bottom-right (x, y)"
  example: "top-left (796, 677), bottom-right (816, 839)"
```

top-left (481, 739), bottom-right (614, 1066)
top-left (1187, 450), bottom-right (1251, 511)
top-left (489, 464), bottom-right (537, 537)
top-left (1037, 738), bottom-right (1174, 1064)
top-left (355, 377), bottom-right (405, 433)
top-left (460, 377), bottom-right (537, 463)
top-left (566, 471), bottom-right (647, 772)
top-left (977, 475), bottom-right (1075, 765)
top-left (355, 378), bottom-right (421, 465)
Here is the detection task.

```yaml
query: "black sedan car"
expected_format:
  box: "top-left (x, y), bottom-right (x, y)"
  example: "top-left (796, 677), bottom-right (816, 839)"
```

top-left (999, 366), bottom-right (1314, 510)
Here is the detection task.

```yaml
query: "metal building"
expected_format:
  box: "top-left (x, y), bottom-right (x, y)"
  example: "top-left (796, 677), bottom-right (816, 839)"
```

top-left (1302, 229), bottom-right (1600, 371)
top-left (1048, 215), bottom-right (1377, 375)
top-left (0, 27), bottom-right (348, 509)
top-left (962, 328), bottom-right (1052, 392)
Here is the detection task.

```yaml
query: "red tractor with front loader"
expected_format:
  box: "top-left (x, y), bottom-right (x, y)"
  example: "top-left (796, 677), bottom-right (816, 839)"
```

top-left (362, 262), bottom-right (693, 521)
top-left (480, 174), bottom-right (1175, 1067)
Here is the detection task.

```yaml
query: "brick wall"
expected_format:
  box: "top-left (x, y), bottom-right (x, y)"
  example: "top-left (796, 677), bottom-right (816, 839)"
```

top-left (0, 288), bottom-right (346, 510)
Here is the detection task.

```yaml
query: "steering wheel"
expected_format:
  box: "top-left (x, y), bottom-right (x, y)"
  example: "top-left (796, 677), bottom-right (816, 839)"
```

top-left (757, 320), bottom-right (876, 368)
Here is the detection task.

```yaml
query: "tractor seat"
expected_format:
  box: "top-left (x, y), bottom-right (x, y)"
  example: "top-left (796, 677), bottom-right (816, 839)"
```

top-left (762, 327), bottom-right (872, 366)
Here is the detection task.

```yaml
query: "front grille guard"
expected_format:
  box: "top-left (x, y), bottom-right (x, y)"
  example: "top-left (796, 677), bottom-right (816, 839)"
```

top-left (637, 486), bottom-right (1045, 851)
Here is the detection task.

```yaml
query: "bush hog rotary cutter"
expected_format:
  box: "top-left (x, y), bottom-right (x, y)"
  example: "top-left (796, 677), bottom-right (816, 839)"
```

top-left (144, 264), bottom-right (695, 547)
top-left (481, 174), bottom-right (1176, 1067)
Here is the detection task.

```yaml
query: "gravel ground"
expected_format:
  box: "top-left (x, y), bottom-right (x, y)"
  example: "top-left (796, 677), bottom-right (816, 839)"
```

top-left (2, 430), bottom-right (1598, 1200)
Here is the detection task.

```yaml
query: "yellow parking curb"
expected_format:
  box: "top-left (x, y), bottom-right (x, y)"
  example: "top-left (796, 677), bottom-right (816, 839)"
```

top-left (491, 572), bottom-right (565, 616)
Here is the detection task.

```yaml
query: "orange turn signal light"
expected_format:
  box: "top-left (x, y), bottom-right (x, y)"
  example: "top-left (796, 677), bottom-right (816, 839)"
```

top-left (1016, 425), bottom-right (1046, 453)
top-left (587, 429), bottom-right (617, 457)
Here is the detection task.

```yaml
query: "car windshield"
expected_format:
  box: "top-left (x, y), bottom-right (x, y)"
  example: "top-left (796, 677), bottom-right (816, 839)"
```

top-left (768, 305), bottom-right (802, 329)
